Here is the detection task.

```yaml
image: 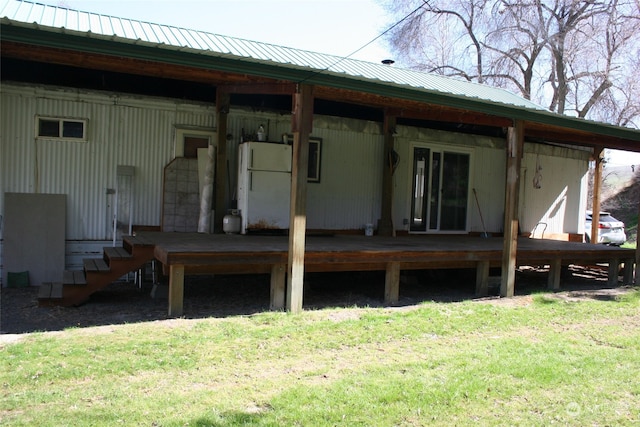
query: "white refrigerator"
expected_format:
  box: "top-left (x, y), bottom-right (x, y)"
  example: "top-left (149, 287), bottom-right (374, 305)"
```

top-left (237, 142), bottom-right (292, 234)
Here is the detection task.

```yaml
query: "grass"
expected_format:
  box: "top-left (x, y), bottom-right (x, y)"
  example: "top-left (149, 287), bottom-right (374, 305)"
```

top-left (2, 289), bottom-right (639, 426)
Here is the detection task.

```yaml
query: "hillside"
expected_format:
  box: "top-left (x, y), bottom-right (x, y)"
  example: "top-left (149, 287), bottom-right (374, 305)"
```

top-left (598, 165), bottom-right (640, 245)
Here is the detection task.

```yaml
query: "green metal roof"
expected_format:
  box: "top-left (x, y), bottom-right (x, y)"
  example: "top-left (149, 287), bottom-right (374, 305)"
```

top-left (1, 0), bottom-right (639, 144)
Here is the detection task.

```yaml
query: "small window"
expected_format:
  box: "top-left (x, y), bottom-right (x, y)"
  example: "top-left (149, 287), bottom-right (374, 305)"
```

top-left (36, 117), bottom-right (87, 141)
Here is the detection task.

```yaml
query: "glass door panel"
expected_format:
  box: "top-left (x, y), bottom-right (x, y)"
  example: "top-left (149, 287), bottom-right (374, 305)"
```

top-left (440, 152), bottom-right (469, 231)
top-left (410, 147), bottom-right (470, 232)
top-left (410, 147), bottom-right (430, 231)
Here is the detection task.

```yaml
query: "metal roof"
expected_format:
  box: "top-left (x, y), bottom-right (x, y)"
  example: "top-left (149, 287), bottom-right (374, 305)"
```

top-left (0, 0), bottom-right (545, 110)
top-left (1, 0), bottom-right (639, 144)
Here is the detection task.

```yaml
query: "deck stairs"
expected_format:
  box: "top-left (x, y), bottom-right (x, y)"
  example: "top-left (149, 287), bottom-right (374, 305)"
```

top-left (38, 235), bottom-right (156, 307)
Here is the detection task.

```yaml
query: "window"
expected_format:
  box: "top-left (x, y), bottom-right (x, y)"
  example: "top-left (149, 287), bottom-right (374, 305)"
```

top-left (36, 117), bottom-right (87, 141)
top-left (283, 135), bottom-right (322, 183)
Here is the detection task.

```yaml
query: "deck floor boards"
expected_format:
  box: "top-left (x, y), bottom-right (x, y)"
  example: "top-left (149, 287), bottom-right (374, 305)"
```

top-left (138, 232), bottom-right (635, 271)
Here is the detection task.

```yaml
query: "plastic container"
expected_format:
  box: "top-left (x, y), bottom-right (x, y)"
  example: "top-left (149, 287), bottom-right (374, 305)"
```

top-left (223, 210), bottom-right (241, 234)
top-left (365, 223), bottom-right (374, 236)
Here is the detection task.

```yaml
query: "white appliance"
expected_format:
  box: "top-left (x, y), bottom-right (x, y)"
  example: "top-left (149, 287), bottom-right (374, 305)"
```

top-left (237, 142), bottom-right (292, 234)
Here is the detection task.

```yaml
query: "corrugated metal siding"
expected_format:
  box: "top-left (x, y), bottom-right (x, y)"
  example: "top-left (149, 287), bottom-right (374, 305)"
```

top-left (519, 152), bottom-right (588, 236)
top-left (1, 83), bottom-right (215, 240)
top-left (470, 146), bottom-right (507, 233)
top-left (224, 111), bottom-right (384, 230)
top-left (306, 127), bottom-right (383, 229)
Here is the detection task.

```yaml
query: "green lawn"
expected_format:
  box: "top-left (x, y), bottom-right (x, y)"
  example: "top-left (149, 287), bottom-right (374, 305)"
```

top-left (2, 290), bottom-right (639, 426)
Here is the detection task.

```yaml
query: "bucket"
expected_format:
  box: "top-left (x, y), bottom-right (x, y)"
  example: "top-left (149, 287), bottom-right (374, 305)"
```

top-left (365, 223), bottom-right (374, 237)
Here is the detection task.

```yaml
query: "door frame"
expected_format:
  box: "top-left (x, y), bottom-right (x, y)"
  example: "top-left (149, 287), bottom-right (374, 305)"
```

top-left (406, 141), bottom-right (474, 234)
top-left (174, 127), bottom-right (217, 158)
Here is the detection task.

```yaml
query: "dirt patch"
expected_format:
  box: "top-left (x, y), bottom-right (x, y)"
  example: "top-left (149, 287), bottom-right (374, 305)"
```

top-left (0, 265), bottom-right (635, 336)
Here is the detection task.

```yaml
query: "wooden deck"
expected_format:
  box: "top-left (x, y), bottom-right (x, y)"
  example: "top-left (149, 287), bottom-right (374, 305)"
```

top-left (133, 232), bottom-right (636, 316)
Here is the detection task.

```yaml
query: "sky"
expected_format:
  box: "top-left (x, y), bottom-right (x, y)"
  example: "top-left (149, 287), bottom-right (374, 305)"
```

top-left (29, 0), bottom-right (640, 166)
top-left (37, 0), bottom-right (396, 63)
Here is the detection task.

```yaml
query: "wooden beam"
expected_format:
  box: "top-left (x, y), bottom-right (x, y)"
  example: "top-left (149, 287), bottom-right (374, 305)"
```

top-left (501, 121), bottom-right (524, 297)
top-left (314, 86), bottom-right (513, 128)
top-left (270, 263), bottom-right (286, 310)
top-left (384, 262), bottom-right (400, 304)
top-left (608, 258), bottom-right (619, 286)
top-left (168, 264), bottom-right (184, 317)
top-left (217, 83), bottom-right (296, 95)
top-left (378, 112), bottom-right (396, 236)
top-left (591, 147), bottom-right (604, 245)
top-left (2, 41), bottom-right (266, 85)
top-left (636, 192), bottom-right (640, 284)
top-left (214, 92), bottom-right (230, 232)
top-left (547, 258), bottom-right (561, 291)
top-left (475, 260), bottom-right (490, 296)
top-left (287, 84), bottom-right (314, 313)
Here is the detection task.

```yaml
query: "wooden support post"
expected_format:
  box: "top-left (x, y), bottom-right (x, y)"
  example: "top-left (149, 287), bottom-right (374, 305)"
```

top-left (590, 147), bottom-right (604, 244)
top-left (286, 84), bottom-right (314, 313)
top-left (214, 91), bottom-right (230, 232)
top-left (623, 259), bottom-right (633, 285)
top-left (384, 262), bottom-right (400, 304)
top-left (548, 259), bottom-right (562, 291)
top-left (168, 264), bottom-right (184, 317)
top-left (501, 121), bottom-right (524, 298)
top-left (378, 112), bottom-right (396, 236)
top-left (475, 260), bottom-right (490, 296)
top-left (635, 193), bottom-right (640, 284)
top-left (270, 263), bottom-right (286, 311)
top-left (608, 259), bottom-right (619, 286)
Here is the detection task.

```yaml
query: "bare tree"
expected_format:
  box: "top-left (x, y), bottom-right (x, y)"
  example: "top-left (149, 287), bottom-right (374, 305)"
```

top-left (383, 0), bottom-right (640, 127)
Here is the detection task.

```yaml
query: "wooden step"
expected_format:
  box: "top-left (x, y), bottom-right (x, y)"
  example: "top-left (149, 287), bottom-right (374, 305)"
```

top-left (83, 258), bottom-right (110, 273)
top-left (104, 246), bottom-right (133, 260)
top-left (63, 270), bottom-right (87, 285)
top-left (38, 282), bottom-right (63, 299)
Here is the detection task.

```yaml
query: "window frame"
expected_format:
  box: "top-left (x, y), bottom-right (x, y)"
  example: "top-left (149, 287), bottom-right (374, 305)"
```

top-left (35, 116), bottom-right (88, 142)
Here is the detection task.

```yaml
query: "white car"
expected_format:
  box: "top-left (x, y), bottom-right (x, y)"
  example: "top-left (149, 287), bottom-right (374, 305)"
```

top-left (585, 211), bottom-right (626, 246)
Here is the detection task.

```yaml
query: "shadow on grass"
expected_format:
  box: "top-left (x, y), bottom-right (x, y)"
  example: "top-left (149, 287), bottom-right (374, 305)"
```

top-left (1, 265), bottom-right (633, 334)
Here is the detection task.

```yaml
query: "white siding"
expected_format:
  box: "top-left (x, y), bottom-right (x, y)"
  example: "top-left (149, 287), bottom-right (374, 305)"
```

top-left (225, 111), bottom-right (384, 230)
top-left (1, 83), bottom-right (215, 241)
top-left (306, 125), bottom-right (383, 229)
top-left (392, 126), bottom-right (588, 235)
top-left (519, 149), bottom-right (588, 236)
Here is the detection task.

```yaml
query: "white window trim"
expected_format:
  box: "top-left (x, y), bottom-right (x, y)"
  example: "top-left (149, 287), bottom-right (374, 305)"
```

top-left (35, 116), bottom-right (88, 142)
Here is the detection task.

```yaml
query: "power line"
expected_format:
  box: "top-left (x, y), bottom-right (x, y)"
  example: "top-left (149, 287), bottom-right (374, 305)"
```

top-left (297, 3), bottom-right (425, 85)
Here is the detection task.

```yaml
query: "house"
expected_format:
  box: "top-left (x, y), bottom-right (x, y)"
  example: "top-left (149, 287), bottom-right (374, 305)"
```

top-left (1, 0), bottom-right (639, 314)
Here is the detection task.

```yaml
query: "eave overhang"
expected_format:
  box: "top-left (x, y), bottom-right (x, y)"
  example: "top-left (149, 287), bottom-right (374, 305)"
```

top-left (2, 21), bottom-right (639, 150)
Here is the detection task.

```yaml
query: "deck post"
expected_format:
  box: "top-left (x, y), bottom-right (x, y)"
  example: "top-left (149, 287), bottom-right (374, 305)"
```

top-left (608, 258), bottom-right (619, 286)
top-left (623, 259), bottom-right (633, 285)
top-left (547, 259), bottom-right (562, 290)
top-left (635, 194), bottom-right (640, 283)
top-left (378, 112), bottom-right (396, 236)
top-left (214, 91), bottom-right (230, 232)
top-left (501, 121), bottom-right (524, 298)
top-left (384, 262), bottom-right (400, 304)
top-left (590, 147), bottom-right (604, 244)
top-left (475, 260), bottom-right (490, 296)
top-left (270, 263), bottom-right (286, 310)
top-left (287, 84), bottom-right (314, 313)
top-left (168, 264), bottom-right (184, 317)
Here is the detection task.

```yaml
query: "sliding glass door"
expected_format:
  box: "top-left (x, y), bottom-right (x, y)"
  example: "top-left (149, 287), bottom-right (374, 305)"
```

top-left (410, 146), bottom-right (470, 232)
